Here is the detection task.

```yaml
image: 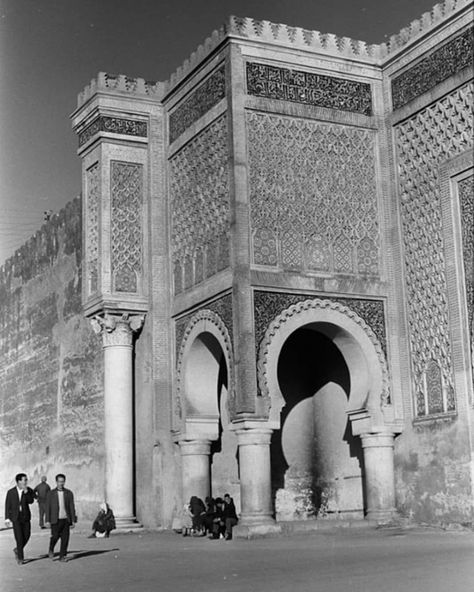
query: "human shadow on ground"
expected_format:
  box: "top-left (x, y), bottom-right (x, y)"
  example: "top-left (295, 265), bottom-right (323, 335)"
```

top-left (66, 548), bottom-right (120, 561)
top-left (25, 548), bottom-right (120, 563)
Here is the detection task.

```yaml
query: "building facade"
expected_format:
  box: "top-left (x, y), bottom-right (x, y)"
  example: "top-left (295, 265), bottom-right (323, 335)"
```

top-left (1, 1), bottom-right (473, 531)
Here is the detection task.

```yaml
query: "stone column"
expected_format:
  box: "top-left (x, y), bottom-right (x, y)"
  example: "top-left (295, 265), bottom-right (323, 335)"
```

top-left (235, 426), bottom-right (274, 524)
top-left (360, 431), bottom-right (396, 523)
top-left (179, 439), bottom-right (212, 503)
top-left (91, 313), bottom-right (144, 527)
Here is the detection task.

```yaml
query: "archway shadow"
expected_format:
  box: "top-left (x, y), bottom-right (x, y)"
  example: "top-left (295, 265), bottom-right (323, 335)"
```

top-left (272, 326), bottom-right (363, 514)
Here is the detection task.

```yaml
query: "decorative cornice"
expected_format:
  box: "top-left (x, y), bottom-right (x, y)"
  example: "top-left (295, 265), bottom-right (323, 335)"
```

top-left (77, 72), bottom-right (164, 108)
top-left (78, 115), bottom-right (148, 147)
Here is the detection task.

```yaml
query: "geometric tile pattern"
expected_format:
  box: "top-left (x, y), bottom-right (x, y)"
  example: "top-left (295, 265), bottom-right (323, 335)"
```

top-left (110, 161), bottom-right (143, 293)
top-left (246, 112), bottom-right (379, 276)
top-left (169, 115), bottom-right (230, 294)
top-left (395, 83), bottom-right (474, 417)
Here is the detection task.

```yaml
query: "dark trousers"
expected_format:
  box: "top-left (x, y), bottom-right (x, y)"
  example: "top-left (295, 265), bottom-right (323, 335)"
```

top-left (49, 519), bottom-right (70, 558)
top-left (12, 520), bottom-right (31, 560)
top-left (38, 501), bottom-right (46, 527)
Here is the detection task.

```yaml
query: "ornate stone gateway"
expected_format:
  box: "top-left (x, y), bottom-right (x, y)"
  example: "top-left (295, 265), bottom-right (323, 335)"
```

top-left (258, 299), bottom-right (399, 523)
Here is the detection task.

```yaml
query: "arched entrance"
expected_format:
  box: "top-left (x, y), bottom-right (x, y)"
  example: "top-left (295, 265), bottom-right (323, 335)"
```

top-left (272, 324), bottom-right (365, 520)
top-left (175, 310), bottom-right (239, 509)
top-left (258, 299), bottom-right (398, 523)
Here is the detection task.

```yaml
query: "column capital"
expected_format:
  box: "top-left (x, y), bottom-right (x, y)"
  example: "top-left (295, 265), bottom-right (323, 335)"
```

top-left (179, 439), bottom-right (212, 456)
top-left (233, 425), bottom-right (273, 447)
top-left (90, 312), bottom-right (144, 347)
top-left (360, 431), bottom-right (395, 449)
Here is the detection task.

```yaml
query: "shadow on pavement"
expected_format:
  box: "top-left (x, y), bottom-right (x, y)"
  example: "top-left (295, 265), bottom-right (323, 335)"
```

top-left (67, 548), bottom-right (120, 561)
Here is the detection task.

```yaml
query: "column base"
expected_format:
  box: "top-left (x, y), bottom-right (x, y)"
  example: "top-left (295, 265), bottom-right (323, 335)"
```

top-left (366, 509), bottom-right (397, 524)
top-left (114, 516), bottom-right (143, 532)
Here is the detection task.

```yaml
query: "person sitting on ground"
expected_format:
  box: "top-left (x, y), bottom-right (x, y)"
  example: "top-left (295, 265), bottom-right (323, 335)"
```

top-left (181, 503), bottom-right (193, 536)
top-left (210, 497), bottom-right (225, 539)
top-left (189, 496), bottom-right (206, 535)
top-left (222, 493), bottom-right (238, 540)
top-left (203, 496), bottom-right (216, 535)
top-left (88, 502), bottom-right (115, 538)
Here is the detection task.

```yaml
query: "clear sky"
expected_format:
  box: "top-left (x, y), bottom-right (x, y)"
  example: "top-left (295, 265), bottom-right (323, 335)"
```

top-left (0, 0), bottom-right (437, 265)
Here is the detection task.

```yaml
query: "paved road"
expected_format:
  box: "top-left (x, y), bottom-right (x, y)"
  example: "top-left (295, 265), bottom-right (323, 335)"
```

top-left (1, 525), bottom-right (473, 592)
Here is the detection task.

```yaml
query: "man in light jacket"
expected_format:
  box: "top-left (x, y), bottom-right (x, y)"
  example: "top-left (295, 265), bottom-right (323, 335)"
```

top-left (45, 473), bottom-right (77, 562)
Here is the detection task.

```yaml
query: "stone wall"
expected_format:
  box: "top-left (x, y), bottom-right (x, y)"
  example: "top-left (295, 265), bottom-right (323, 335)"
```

top-left (0, 197), bottom-right (104, 521)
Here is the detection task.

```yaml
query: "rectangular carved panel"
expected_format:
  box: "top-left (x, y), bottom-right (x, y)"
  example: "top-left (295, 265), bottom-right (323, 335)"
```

top-left (169, 66), bottom-right (226, 143)
top-left (86, 163), bottom-right (99, 296)
top-left (79, 116), bottom-right (147, 147)
top-left (391, 27), bottom-right (473, 110)
top-left (395, 83), bottom-right (473, 417)
top-left (246, 62), bottom-right (372, 115)
top-left (169, 115), bottom-right (230, 294)
top-left (110, 162), bottom-right (143, 293)
top-left (247, 112), bottom-right (379, 276)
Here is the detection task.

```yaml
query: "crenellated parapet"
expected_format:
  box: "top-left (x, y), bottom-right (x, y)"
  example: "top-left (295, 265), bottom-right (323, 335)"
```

top-left (382, 0), bottom-right (471, 58)
top-left (77, 72), bottom-right (164, 108)
top-left (163, 1), bottom-right (472, 93)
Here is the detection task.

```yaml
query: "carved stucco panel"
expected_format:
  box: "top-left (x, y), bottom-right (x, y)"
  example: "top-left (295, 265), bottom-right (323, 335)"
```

top-left (246, 112), bottom-right (379, 276)
top-left (110, 161), bottom-right (143, 294)
top-left (395, 82), bottom-right (473, 417)
top-left (86, 163), bottom-right (99, 295)
top-left (170, 115), bottom-right (230, 294)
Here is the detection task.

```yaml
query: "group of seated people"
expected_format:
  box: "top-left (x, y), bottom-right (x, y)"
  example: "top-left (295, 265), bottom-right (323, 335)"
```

top-left (181, 494), bottom-right (238, 540)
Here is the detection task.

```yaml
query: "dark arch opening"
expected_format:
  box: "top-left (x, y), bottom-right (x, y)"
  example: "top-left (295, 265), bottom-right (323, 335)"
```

top-left (271, 325), bottom-right (365, 518)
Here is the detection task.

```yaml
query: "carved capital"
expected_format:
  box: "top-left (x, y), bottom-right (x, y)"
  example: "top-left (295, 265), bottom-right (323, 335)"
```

top-left (90, 313), bottom-right (144, 347)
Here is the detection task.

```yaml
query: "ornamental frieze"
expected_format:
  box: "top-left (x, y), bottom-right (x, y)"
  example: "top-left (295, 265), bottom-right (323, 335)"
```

top-left (391, 27), bottom-right (473, 110)
top-left (246, 62), bottom-right (372, 116)
top-left (253, 291), bottom-right (386, 357)
top-left (169, 65), bottom-right (226, 143)
top-left (78, 116), bottom-right (148, 146)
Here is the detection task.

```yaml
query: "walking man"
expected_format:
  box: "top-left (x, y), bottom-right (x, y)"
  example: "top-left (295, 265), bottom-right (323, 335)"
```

top-left (45, 473), bottom-right (77, 562)
top-left (33, 475), bottom-right (51, 529)
top-left (4, 473), bottom-right (36, 565)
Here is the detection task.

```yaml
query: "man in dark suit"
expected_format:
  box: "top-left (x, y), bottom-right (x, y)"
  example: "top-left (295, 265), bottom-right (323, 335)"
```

top-left (4, 473), bottom-right (36, 564)
top-left (45, 473), bottom-right (77, 562)
top-left (33, 475), bottom-right (51, 529)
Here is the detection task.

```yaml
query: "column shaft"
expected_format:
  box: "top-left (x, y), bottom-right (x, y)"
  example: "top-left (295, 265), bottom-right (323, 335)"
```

top-left (103, 341), bottom-right (134, 519)
top-left (361, 431), bottom-right (396, 522)
top-left (236, 428), bottom-right (274, 524)
top-left (180, 440), bottom-right (211, 503)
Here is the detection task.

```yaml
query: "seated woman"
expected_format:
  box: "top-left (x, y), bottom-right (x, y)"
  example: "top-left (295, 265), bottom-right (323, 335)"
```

top-left (189, 496), bottom-right (206, 535)
top-left (88, 502), bottom-right (116, 538)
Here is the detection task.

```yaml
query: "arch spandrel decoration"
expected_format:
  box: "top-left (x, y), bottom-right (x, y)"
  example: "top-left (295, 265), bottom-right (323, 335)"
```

top-left (257, 298), bottom-right (392, 431)
top-left (174, 309), bottom-right (235, 435)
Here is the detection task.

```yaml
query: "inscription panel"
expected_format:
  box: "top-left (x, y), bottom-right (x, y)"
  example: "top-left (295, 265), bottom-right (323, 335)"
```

top-left (79, 116), bottom-right (147, 147)
top-left (392, 27), bottom-right (474, 110)
top-left (247, 62), bottom-right (372, 115)
top-left (169, 66), bottom-right (226, 143)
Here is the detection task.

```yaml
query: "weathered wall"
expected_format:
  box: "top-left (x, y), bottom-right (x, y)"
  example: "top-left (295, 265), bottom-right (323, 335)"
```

top-left (0, 197), bottom-right (104, 520)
